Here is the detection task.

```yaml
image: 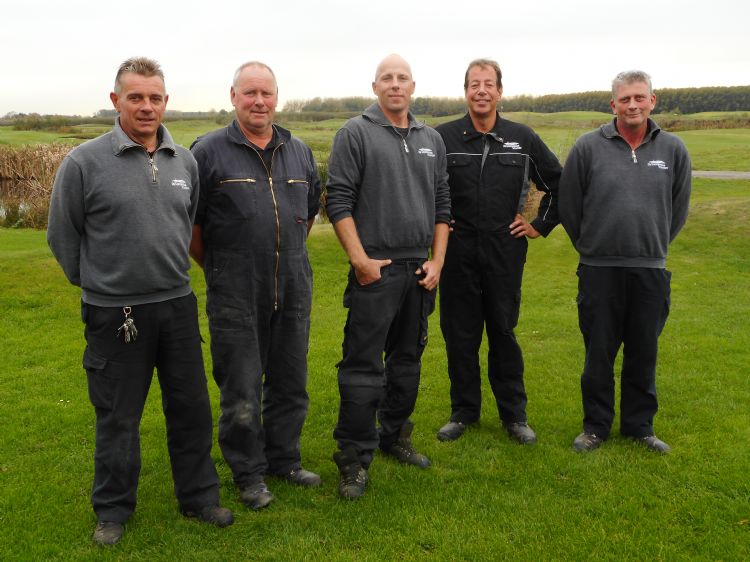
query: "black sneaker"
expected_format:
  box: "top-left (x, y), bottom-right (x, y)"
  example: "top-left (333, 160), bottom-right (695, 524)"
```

top-left (436, 421), bottom-right (468, 442)
top-left (637, 435), bottom-right (671, 453)
top-left (182, 505), bottom-right (234, 527)
top-left (240, 481), bottom-right (274, 510)
top-left (92, 521), bottom-right (124, 546)
top-left (333, 447), bottom-right (368, 500)
top-left (572, 432), bottom-right (603, 452)
top-left (276, 467), bottom-right (322, 487)
top-left (505, 422), bottom-right (537, 444)
top-left (381, 421), bottom-right (431, 468)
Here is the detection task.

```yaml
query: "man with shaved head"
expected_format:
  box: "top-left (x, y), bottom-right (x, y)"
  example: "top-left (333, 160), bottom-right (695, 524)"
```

top-left (190, 61), bottom-right (322, 510)
top-left (326, 54), bottom-right (451, 499)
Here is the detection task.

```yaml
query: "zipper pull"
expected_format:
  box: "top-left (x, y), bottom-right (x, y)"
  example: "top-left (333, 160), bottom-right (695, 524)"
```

top-left (402, 137), bottom-right (409, 153)
top-left (631, 149), bottom-right (637, 164)
top-left (148, 156), bottom-right (158, 183)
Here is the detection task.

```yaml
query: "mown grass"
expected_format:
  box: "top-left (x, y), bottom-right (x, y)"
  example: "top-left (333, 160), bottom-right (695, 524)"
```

top-left (1, 178), bottom-right (748, 560)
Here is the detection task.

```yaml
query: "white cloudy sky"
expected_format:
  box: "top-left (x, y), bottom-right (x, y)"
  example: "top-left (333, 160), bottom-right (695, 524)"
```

top-left (3, 0), bottom-right (748, 115)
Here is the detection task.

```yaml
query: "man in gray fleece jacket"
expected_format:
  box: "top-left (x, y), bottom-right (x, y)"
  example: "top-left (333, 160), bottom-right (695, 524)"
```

top-left (47, 57), bottom-right (232, 546)
top-left (326, 54), bottom-right (451, 499)
top-left (559, 70), bottom-right (691, 454)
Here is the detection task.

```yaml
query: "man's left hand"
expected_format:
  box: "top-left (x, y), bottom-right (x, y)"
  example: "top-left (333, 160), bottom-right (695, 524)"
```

top-left (510, 213), bottom-right (540, 239)
top-left (417, 260), bottom-right (442, 291)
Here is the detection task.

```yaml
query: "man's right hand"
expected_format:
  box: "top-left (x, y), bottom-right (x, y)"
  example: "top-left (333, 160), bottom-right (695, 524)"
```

top-left (353, 258), bottom-right (392, 286)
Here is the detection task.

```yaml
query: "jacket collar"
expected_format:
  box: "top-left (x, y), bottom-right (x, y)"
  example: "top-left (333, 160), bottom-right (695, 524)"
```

top-left (227, 120), bottom-right (292, 148)
top-left (601, 117), bottom-right (661, 142)
top-left (363, 103), bottom-right (424, 130)
top-left (458, 112), bottom-right (505, 143)
top-left (110, 117), bottom-right (176, 156)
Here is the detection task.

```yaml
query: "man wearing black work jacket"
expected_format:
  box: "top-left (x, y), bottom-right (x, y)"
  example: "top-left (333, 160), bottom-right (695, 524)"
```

top-left (435, 58), bottom-right (562, 444)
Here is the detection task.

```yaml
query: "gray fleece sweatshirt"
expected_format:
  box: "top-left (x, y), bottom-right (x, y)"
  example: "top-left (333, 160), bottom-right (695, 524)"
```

top-left (47, 119), bottom-right (199, 306)
top-left (559, 119), bottom-right (691, 268)
top-left (325, 103), bottom-right (451, 260)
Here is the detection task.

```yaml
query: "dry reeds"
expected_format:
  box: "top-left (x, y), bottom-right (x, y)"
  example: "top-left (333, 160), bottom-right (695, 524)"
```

top-left (0, 144), bottom-right (71, 228)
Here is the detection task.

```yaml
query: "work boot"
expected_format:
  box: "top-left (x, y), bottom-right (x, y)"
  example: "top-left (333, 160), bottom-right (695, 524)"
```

top-left (182, 505), bottom-right (234, 527)
top-left (436, 421), bottom-right (468, 442)
top-left (240, 481), bottom-right (274, 510)
top-left (92, 521), bottom-right (124, 546)
top-left (275, 467), bottom-right (322, 487)
top-left (505, 422), bottom-right (538, 444)
top-left (636, 435), bottom-right (671, 453)
top-left (333, 447), bottom-right (368, 500)
top-left (381, 421), bottom-right (431, 468)
top-left (572, 432), bottom-right (603, 452)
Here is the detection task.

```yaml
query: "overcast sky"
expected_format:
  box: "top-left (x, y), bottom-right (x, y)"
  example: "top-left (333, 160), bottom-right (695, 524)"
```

top-left (3, 0), bottom-right (749, 116)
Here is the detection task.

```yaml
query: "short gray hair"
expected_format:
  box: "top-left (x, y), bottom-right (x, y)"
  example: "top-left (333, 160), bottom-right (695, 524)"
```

top-left (611, 70), bottom-right (653, 98)
top-left (114, 57), bottom-right (164, 94)
top-left (232, 61), bottom-right (277, 90)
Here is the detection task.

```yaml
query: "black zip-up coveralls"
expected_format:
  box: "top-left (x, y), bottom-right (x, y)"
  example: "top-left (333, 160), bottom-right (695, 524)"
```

top-left (436, 113), bottom-right (561, 425)
top-left (191, 121), bottom-right (321, 486)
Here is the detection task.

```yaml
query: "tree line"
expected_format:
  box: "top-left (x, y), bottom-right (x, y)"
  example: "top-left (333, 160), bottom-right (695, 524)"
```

top-left (3, 86), bottom-right (749, 132)
top-left (283, 85), bottom-right (750, 115)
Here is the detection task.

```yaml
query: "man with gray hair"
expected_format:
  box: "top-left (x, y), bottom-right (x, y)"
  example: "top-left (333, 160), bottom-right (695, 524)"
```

top-left (559, 70), bottom-right (691, 453)
top-left (48, 57), bottom-right (233, 546)
top-left (190, 61), bottom-right (322, 510)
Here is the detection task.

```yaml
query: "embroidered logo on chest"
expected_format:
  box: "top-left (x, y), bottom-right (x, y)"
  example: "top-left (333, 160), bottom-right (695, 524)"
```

top-left (171, 178), bottom-right (190, 190)
top-left (502, 141), bottom-right (522, 150)
top-left (647, 160), bottom-right (669, 170)
top-left (418, 147), bottom-right (436, 157)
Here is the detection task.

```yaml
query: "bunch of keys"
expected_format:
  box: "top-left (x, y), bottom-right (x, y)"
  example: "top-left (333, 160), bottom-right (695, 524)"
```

top-left (117, 306), bottom-right (138, 343)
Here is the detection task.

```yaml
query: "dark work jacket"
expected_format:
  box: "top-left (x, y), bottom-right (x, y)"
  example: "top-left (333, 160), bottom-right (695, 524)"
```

top-left (436, 113), bottom-right (561, 236)
top-left (191, 120), bottom-right (321, 252)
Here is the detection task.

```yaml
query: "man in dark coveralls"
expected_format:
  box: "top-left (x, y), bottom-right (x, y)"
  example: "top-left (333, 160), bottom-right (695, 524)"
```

top-left (190, 61), bottom-right (322, 509)
top-left (435, 58), bottom-right (562, 444)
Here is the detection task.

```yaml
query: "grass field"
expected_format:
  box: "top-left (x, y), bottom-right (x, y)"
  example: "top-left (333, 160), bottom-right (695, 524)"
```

top-left (0, 178), bottom-right (748, 560)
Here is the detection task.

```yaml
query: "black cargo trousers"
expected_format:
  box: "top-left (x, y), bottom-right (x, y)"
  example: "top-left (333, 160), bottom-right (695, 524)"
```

top-left (81, 293), bottom-right (220, 523)
top-left (576, 265), bottom-right (671, 439)
top-left (334, 259), bottom-right (436, 468)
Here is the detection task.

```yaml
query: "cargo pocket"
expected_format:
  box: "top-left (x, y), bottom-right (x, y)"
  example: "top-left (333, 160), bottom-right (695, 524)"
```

top-left (500, 290), bottom-right (522, 331)
top-left (83, 347), bottom-right (115, 410)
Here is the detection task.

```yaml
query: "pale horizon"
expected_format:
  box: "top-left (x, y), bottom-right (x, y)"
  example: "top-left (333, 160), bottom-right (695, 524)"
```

top-left (3, 0), bottom-right (749, 116)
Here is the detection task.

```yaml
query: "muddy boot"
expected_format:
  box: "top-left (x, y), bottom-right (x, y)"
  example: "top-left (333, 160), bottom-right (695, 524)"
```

top-left (333, 447), bottom-right (368, 500)
top-left (381, 420), bottom-right (431, 468)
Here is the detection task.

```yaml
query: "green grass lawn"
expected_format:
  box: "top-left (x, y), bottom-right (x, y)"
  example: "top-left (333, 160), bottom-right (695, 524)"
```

top-left (1, 179), bottom-right (748, 560)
